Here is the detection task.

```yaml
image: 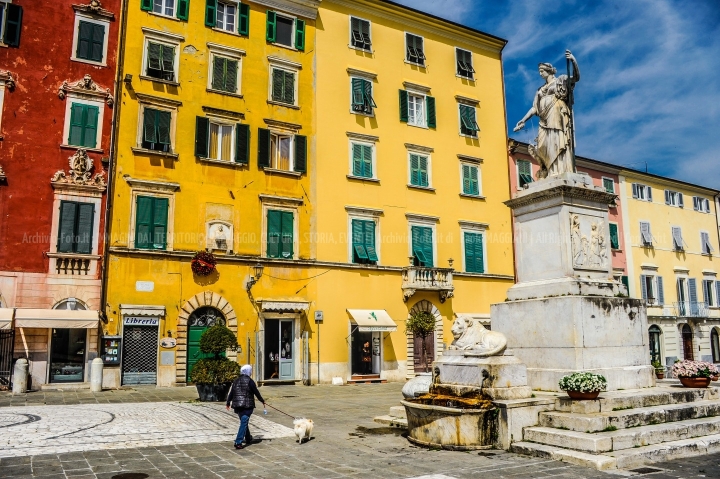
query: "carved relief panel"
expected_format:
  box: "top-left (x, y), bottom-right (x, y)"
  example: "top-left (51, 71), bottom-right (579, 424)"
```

top-left (207, 221), bottom-right (233, 253)
top-left (570, 213), bottom-right (609, 271)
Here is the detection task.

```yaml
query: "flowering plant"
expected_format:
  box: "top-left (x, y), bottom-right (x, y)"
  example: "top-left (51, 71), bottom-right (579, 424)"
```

top-left (558, 372), bottom-right (608, 393)
top-left (671, 360), bottom-right (719, 378)
top-left (191, 251), bottom-right (217, 276)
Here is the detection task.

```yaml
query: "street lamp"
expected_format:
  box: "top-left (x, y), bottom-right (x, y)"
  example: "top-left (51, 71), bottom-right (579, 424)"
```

top-left (246, 262), bottom-right (264, 291)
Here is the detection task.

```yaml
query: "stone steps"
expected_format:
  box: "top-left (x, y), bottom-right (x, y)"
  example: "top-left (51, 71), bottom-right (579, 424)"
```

top-left (554, 387), bottom-right (717, 414)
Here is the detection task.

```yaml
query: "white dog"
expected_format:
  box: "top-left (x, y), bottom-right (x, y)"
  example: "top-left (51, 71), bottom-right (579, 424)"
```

top-left (293, 418), bottom-right (314, 444)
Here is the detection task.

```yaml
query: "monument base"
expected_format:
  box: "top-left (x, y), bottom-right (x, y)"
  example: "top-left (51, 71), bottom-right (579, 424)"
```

top-left (507, 276), bottom-right (625, 301)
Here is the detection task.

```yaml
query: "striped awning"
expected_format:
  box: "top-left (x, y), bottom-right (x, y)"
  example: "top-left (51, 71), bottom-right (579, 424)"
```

top-left (260, 301), bottom-right (310, 312)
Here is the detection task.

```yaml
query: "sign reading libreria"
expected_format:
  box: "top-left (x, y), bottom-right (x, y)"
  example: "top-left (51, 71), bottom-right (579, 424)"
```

top-left (124, 316), bottom-right (160, 326)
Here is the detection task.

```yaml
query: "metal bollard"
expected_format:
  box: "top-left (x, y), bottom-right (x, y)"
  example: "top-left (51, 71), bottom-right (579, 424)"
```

top-left (12, 358), bottom-right (28, 395)
top-left (90, 357), bottom-right (104, 393)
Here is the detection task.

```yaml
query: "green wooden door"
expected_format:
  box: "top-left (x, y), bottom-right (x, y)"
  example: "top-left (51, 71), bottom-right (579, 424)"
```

top-left (187, 326), bottom-right (213, 382)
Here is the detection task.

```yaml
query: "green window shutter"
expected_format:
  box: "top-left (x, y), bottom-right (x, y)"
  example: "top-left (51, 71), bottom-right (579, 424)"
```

top-left (225, 59), bottom-right (238, 93)
top-left (147, 42), bottom-right (162, 71)
top-left (266, 11), bottom-right (277, 42)
top-left (610, 223), bottom-right (619, 250)
top-left (211, 56), bottom-right (225, 90)
top-left (294, 134), bottom-right (307, 173)
top-left (364, 221), bottom-right (378, 262)
top-left (238, 3), bottom-right (250, 35)
top-left (426, 96), bottom-right (436, 128)
top-left (161, 44), bottom-right (175, 77)
top-left (352, 219), bottom-right (368, 262)
top-left (410, 154), bottom-right (420, 185)
top-left (352, 144), bottom-right (363, 177)
top-left (621, 275), bottom-right (629, 291)
top-left (143, 108), bottom-right (158, 144)
top-left (76, 21), bottom-right (93, 60)
top-left (295, 19), bottom-right (305, 51)
top-left (135, 196), bottom-right (154, 249)
top-left (418, 155), bottom-right (428, 187)
top-left (257, 128), bottom-right (271, 168)
top-left (271, 69), bottom-right (283, 101)
top-left (280, 211), bottom-right (294, 258)
top-left (463, 164), bottom-right (479, 195)
top-left (421, 227), bottom-right (433, 267)
top-left (68, 103), bottom-right (86, 146)
top-left (176, 0), bottom-right (189, 20)
top-left (267, 210), bottom-right (281, 258)
top-left (58, 201), bottom-right (78, 253)
top-left (283, 71), bottom-right (295, 104)
top-left (399, 90), bottom-right (409, 122)
top-left (362, 79), bottom-right (376, 112)
top-left (3, 4), bottom-right (22, 47)
top-left (235, 123), bottom-right (250, 164)
top-left (83, 105), bottom-right (99, 148)
top-left (411, 226), bottom-right (433, 267)
top-left (141, 0), bottom-right (153, 11)
top-left (362, 144), bottom-right (372, 178)
top-left (156, 110), bottom-right (171, 146)
top-left (195, 116), bottom-right (209, 157)
top-left (351, 78), bottom-right (364, 110)
top-left (152, 197), bottom-right (169, 249)
top-left (465, 232), bottom-right (484, 273)
top-left (90, 23), bottom-right (106, 62)
top-left (205, 0), bottom-right (217, 27)
top-left (462, 164), bottom-right (471, 194)
top-left (518, 160), bottom-right (533, 187)
top-left (75, 203), bottom-right (95, 254)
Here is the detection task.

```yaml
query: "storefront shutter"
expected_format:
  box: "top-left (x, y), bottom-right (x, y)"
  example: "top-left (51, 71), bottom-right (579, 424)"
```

top-left (266, 11), bottom-right (276, 42)
top-left (68, 103), bottom-right (86, 146)
top-left (176, 0), bottom-right (189, 20)
top-left (235, 123), bottom-right (249, 164)
top-left (156, 110), bottom-right (171, 146)
top-left (657, 276), bottom-right (665, 305)
top-left (195, 116), bottom-right (209, 157)
top-left (205, 0), bottom-right (217, 27)
top-left (135, 196), bottom-right (154, 249)
top-left (352, 220), bottom-right (368, 262)
top-left (83, 105), bottom-right (99, 148)
top-left (257, 128), bottom-right (271, 168)
top-left (76, 203), bottom-right (95, 254)
top-left (399, 90), bottom-right (409, 122)
top-left (280, 211), bottom-right (294, 258)
top-left (76, 21), bottom-right (93, 59)
top-left (141, 0), bottom-right (153, 11)
top-left (266, 210), bottom-right (281, 258)
top-left (294, 135), bottom-right (307, 173)
top-left (295, 18), bottom-right (305, 51)
top-left (3, 4), bottom-right (22, 47)
top-left (90, 23), bottom-right (105, 62)
top-left (152, 197), bottom-right (169, 249)
top-left (609, 223), bottom-right (619, 250)
top-left (426, 96), bottom-right (436, 128)
top-left (143, 109), bottom-right (158, 144)
top-left (364, 221), bottom-right (378, 262)
top-left (238, 3), bottom-right (250, 35)
top-left (225, 59), bottom-right (238, 93)
top-left (211, 57), bottom-right (225, 90)
top-left (58, 201), bottom-right (78, 253)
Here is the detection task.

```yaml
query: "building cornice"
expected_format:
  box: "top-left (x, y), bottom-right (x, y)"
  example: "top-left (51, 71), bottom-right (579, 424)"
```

top-left (403, 81), bottom-right (431, 94)
top-left (123, 175), bottom-right (180, 192)
top-left (135, 92), bottom-right (183, 108)
top-left (252, 0), bottom-right (321, 19)
top-left (405, 143), bottom-right (434, 154)
top-left (405, 213), bottom-right (440, 223)
top-left (73, 0), bottom-right (115, 20)
top-left (58, 74), bottom-right (113, 106)
top-left (141, 27), bottom-right (185, 43)
top-left (347, 131), bottom-right (379, 143)
top-left (345, 205), bottom-right (384, 217)
top-left (506, 183), bottom-right (615, 210)
top-left (455, 95), bottom-right (479, 106)
top-left (259, 194), bottom-right (304, 206)
top-left (202, 106), bottom-right (245, 120)
top-left (457, 154), bottom-right (483, 164)
top-left (347, 67), bottom-right (377, 80)
top-left (268, 55), bottom-right (303, 70)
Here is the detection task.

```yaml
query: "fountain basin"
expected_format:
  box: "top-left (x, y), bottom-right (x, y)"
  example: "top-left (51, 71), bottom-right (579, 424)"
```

top-left (401, 399), bottom-right (498, 450)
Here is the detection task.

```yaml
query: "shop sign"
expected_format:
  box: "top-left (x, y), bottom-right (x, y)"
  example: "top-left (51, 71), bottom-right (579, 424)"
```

top-left (124, 316), bottom-right (160, 326)
top-left (314, 311), bottom-right (323, 323)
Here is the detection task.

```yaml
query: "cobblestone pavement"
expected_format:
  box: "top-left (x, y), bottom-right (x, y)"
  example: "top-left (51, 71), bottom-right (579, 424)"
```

top-left (1, 384), bottom-right (720, 478)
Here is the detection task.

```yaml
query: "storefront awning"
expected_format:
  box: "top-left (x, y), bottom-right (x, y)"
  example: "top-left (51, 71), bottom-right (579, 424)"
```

top-left (14, 309), bottom-right (100, 329)
top-left (260, 301), bottom-right (310, 313)
top-left (347, 309), bottom-right (398, 332)
top-left (0, 308), bottom-right (13, 330)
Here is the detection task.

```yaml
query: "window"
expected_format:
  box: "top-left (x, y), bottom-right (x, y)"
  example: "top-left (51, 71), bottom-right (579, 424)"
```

top-left (456, 48), bottom-right (474, 79)
top-left (216, 1), bottom-right (236, 32)
top-left (0, 2), bottom-right (22, 47)
top-left (640, 221), bottom-right (653, 246)
top-left (411, 225), bottom-right (433, 267)
top-left (205, 1), bottom-right (248, 34)
top-left (350, 17), bottom-right (371, 51)
top-left (632, 183), bottom-right (652, 202)
top-left (665, 190), bottom-right (684, 208)
top-left (640, 274), bottom-right (664, 305)
top-left (693, 196), bottom-right (711, 213)
top-left (195, 117), bottom-right (249, 164)
top-left (399, 90), bottom-right (436, 128)
top-left (266, 11), bottom-right (305, 50)
top-left (408, 93), bottom-right (425, 127)
top-left (701, 232), bottom-right (715, 255)
top-left (352, 219), bottom-right (378, 264)
top-left (409, 153), bottom-right (429, 188)
top-left (648, 325), bottom-right (662, 364)
top-left (257, 128), bottom-right (307, 173)
top-left (211, 56), bottom-right (239, 93)
top-left (67, 103), bottom-right (99, 148)
top-left (57, 201), bottom-right (94, 254)
top-left (266, 209), bottom-right (294, 259)
top-left (609, 223), bottom-right (620, 250)
top-left (146, 41), bottom-right (176, 82)
top-left (712, 329), bottom-right (720, 363)
top-left (135, 196), bottom-right (169, 250)
top-left (142, 108), bottom-right (172, 153)
top-left (461, 164), bottom-right (480, 196)
top-left (74, 19), bottom-right (107, 64)
top-left (459, 104), bottom-right (479, 137)
top-left (271, 67), bottom-right (296, 105)
top-left (672, 226), bottom-right (685, 251)
top-left (350, 142), bottom-right (373, 179)
top-left (141, 0), bottom-right (189, 20)
top-left (405, 33), bottom-right (425, 66)
top-left (703, 279), bottom-right (716, 307)
top-left (464, 232), bottom-right (484, 273)
top-left (518, 160), bottom-right (533, 188)
top-left (602, 177), bottom-right (615, 194)
top-left (351, 78), bottom-right (376, 115)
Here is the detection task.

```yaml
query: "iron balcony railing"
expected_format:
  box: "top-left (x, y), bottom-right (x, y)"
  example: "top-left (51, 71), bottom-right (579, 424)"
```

top-left (674, 301), bottom-right (709, 318)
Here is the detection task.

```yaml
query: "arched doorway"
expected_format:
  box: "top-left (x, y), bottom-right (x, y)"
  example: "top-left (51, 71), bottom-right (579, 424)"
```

top-left (187, 307), bottom-right (226, 382)
top-left (648, 325), bottom-right (662, 364)
top-left (682, 324), bottom-right (694, 361)
top-left (408, 300), bottom-right (442, 376)
top-left (711, 328), bottom-right (720, 363)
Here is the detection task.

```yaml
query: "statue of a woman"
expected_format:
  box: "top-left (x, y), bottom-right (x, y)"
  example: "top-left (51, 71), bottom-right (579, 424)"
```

top-left (514, 50), bottom-right (580, 179)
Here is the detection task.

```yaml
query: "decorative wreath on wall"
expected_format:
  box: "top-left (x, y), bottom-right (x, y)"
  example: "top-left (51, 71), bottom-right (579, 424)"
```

top-left (191, 251), bottom-right (217, 276)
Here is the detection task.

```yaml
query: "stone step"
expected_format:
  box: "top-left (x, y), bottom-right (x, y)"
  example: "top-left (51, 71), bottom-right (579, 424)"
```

top-left (525, 415), bottom-right (720, 453)
top-left (539, 399), bottom-right (720, 432)
top-left (555, 387), bottom-right (718, 414)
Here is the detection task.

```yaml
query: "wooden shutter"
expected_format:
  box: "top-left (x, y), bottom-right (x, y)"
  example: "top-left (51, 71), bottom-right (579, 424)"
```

top-left (640, 275), bottom-right (648, 300)
top-left (77, 21), bottom-right (93, 59)
top-left (420, 227), bottom-right (433, 267)
top-left (58, 202), bottom-right (78, 253)
top-left (689, 278), bottom-right (698, 313)
top-left (657, 276), bottom-right (665, 305)
top-left (90, 23), bottom-right (105, 62)
top-left (152, 197), bottom-right (169, 249)
top-left (157, 110), bottom-right (171, 146)
top-left (609, 223), bottom-right (619, 249)
top-left (76, 203), bottom-right (95, 254)
top-left (176, 0), bottom-right (190, 21)
top-left (399, 90), bottom-right (409, 122)
top-left (295, 18), bottom-right (305, 51)
top-left (266, 11), bottom-right (277, 42)
top-left (238, 3), bottom-right (250, 35)
top-left (141, 0), bottom-right (153, 11)
top-left (647, 187), bottom-right (653, 202)
top-left (147, 42), bottom-right (162, 71)
top-left (640, 221), bottom-right (652, 245)
top-left (283, 71), bottom-right (295, 104)
top-left (161, 45), bottom-right (175, 77)
top-left (3, 4), bottom-right (22, 47)
top-left (257, 128), bottom-right (271, 168)
top-left (665, 190), bottom-right (671, 205)
top-left (271, 69), bottom-right (283, 101)
top-left (678, 193), bottom-right (684, 208)
top-left (211, 56), bottom-right (225, 90)
top-left (364, 221), bottom-right (378, 262)
top-left (352, 143), bottom-right (363, 177)
top-left (135, 196), bottom-right (154, 249)
top-left (426, 96), bottom-right (436, 128)
top-left (143, 108), bottom-right (158, 144)
top-left (672, 227), bottom-right (683, 250)
top-left (362, 79), bottom-right (375, 111)
top-left (195, 117), bottom-right (209, 157)
top-left (235, 123), bottom-right (250, 164)
top-left (280, 211), bottom-right (294, 258)
top-left (352, 78), bottom-right (364, 110)
top-left (83, 105), bottom-right (99, 148)
top-left (68, 103), bottom-right (86, 146)
top-left (411, 226), bottom-right (426, 266)
top-left (464, 232), bottom-right (480, 273)
top-left (462, 164), bottom-right (471, 194)
top-left (632, 183), bottom-right (638, 198)
top-left (715, 282), bottom-right (720, 307)
top-left (352, 219), bottom-right (368, 262)
top-left (294, 134), bottom-right (307, 173)
top-left (266, 210), bottom-right (280, 258)
top-left (205, 0), bottom-right (217, 27)
top-left (362, 144), bottom-right (372, 178)
top-left (418, 155), bottom-right (428, 186)
top-left (225, 59), bottom-right (238, 93)
top-left (410, 154), bottom-right (420, 185)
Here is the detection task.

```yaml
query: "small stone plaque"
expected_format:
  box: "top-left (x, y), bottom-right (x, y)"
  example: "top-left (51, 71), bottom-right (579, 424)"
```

top-left (160, 351), bottom-right (175, 366)
top-left (136, 281), bottom-right (154, 292)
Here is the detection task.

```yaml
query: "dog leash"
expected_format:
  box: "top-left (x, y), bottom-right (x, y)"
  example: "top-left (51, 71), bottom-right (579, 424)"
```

top-left (264, 403), bottom-right (297, 419)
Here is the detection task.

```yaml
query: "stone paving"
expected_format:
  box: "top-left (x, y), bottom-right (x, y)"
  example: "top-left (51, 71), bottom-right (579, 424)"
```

top-left (1, 384), bottom-right (720, 478)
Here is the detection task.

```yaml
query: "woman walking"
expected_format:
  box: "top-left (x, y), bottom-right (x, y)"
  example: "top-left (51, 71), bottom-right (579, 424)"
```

top-left (226, 364), bottom-right (265, 450)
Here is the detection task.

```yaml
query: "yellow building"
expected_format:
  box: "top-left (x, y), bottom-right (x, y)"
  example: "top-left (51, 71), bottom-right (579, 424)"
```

top-left (619, 169), bottom-right (720, 370)
top-left (105, 0), bottom-right (320, 387)
top-left (311, 0), bottom-right (514, 382)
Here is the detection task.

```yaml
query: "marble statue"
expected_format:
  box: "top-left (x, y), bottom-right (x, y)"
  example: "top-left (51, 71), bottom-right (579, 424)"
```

top-left (513, 50), bottom-right (580, 179)
top-left (448, 316), bottom-right (507, 356)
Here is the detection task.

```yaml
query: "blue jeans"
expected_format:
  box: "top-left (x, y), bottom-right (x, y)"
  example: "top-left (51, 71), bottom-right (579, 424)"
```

top-left (234, 411), bottom-right (253, 445)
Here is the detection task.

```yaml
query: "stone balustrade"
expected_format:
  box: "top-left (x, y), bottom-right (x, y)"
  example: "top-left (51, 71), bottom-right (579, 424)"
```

top-left (401, 266), bottom-right (454, 303)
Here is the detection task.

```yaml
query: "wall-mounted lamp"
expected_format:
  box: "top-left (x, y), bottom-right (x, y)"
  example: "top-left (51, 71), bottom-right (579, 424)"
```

top-left (123, 74), bottom-right (133, 87)
top-left (246, 262), bottom-right (265, 291)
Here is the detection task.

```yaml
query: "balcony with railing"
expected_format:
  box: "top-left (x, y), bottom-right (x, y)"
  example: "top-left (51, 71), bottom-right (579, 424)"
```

top-left (47, 253), bottom-right (101, 276)
top-left (674, 301), bottom-right (710, 318)
top-left (402, 266), bottom-right (454, 303)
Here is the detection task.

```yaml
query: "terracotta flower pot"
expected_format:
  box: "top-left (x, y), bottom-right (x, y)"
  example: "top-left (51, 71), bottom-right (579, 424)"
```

top-left (656, 372), bottom-right (665, 380)
top-left (712, 376), bottom-right (719, 382)
top-left (679, 377), bottom-right (712, 388)
top-left (566, 390), bottom-right (600, 400)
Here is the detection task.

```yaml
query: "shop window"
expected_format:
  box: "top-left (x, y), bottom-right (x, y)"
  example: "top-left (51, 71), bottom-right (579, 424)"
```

top-left (351, 219), bottom-right (377, 265)
top-left (266, 209), bottom-right (294, 259)
top-left (411, 225), bottom-right (433, 267)
top-left (57, 201), bottom-right (95, 254)
top-left (464, 231), bottom-right (484, 273)
top-left (50, 328), bottom-right (87, 383)
top-left (135, 195), bottom-right (169, 250)
top-left (682, 324), bottom-right (694, 360)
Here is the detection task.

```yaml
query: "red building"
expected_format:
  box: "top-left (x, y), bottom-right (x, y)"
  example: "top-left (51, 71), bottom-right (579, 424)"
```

top-left (0, 0), bottom-right (119, 388)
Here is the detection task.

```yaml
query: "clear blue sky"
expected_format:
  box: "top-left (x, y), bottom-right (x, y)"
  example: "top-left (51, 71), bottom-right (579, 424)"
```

top-left (396, 0), bottom-right (720, 189)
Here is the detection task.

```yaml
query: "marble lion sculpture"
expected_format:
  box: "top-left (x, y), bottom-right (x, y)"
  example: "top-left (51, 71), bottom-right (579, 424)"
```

top-left (449, 316), bottom-right (507, 356)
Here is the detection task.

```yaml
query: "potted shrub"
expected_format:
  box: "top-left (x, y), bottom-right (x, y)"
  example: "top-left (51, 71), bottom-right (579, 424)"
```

top-left (406, 311), bottom-right (436, 374)
top-left (671, 360), bottom-right (719, 388)
top-left (652, 360), bottom-right (665, 379)
top-left (190, 324), bottom-right (240, 401)
top-left (559, 372), bottom-right (607, 400)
